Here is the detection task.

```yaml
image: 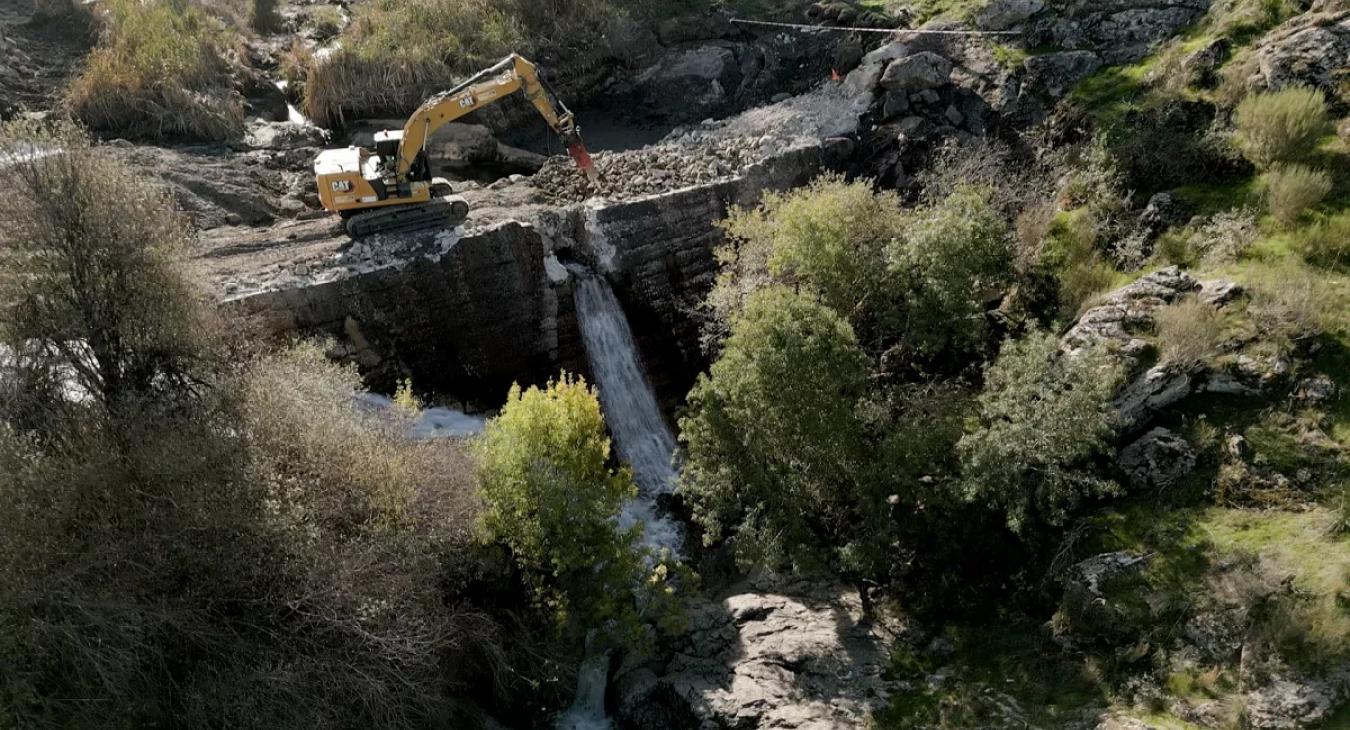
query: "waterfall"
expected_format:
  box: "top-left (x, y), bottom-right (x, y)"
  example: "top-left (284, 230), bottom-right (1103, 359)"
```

top-left (553, 650), bottom-right (612, 730)
top-left (572, 273), bottom-right (683, 554)
top-left (554, 272), bottom-right (683, 730)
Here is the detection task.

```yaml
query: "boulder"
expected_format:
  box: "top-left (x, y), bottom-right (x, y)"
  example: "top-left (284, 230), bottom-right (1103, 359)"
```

top-left (880, 51), bottom-right (953, 91)
top-left (975, 0), bottom-right (1045, 30)
top-left (882, 89), bottom-right (911, 119)
top-left (619, 579), bottom-right (900, 730)
top-left (1029, 0), bottom-right (1210, 64)
top-left (1021, 51), bottom-right (1104, 99)
top-left (1053, 552), bottom-right (1152, 650)
top-left (1139, 191), bottom-right (1187, 237)
top-left (1181, 38), bottom-right (1230, 88)
top-left (1246, 674), bottom-right (1350, 729)
top-left (1118, 427), bottom-right (1196, 490)
top-left (1294, 374), bottom-right (1337, 405)
top-left (243, 120), bottom-right (327, 151)
top-left (1253, 10), bottom-right (1350, 100)
top-left (426, 123), bottom-right (547, 175)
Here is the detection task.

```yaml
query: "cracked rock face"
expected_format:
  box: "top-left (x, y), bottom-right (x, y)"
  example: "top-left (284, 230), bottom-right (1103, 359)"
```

top-left (1118, 427), bottom-right (1196, 490)
top-left (617, 580), bottom-right (899, 730)
top-left (1252, 9), bottom-right (1350, 101)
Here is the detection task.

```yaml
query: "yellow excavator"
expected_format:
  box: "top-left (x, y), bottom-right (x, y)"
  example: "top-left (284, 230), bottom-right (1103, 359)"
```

top-left (314, 53), bottom-right (597, 238)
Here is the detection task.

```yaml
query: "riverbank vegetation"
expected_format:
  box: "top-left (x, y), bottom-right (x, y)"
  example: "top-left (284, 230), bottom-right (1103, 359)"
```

top-left (0, 120), bottom-right (682, 727)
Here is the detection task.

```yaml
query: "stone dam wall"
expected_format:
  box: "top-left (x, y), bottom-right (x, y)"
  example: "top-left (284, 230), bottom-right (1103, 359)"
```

top-left (224, 140), bottom-right (852, 409)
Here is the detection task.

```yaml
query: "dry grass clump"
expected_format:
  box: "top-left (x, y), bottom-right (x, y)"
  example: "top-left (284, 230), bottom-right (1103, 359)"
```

top-left (1247, 261), bottom-right (1335, 347)
top-left (65, 0), bottom-right (246, 141)
top-left (1261, 163), bottom-right (1332, 226)
top-left (301, 0), bottom-right (525, 127)
top-left (1290, 210), bottom-right (1350, 268)
top-left (1233, 86), bottom-right (1332, 169)
top-left (1155, 297), bottom-right (1227, 368)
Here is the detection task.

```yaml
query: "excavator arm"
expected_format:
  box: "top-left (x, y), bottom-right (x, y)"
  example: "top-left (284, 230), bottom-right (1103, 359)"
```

top-left (396, 54), bottom-right (596, 181)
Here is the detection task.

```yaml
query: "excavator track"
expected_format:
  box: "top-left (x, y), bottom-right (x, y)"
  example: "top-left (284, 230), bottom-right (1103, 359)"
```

top-left (343, 197), bottom-right (471, 239)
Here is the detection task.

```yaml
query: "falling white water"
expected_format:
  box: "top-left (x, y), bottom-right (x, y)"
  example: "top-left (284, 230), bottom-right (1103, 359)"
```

top-left (573, 273), bottom-right (683, 554)
top-left (553, 650), bottom-right (612, 730)
top-left (556, 272), bottom-right (684, 730)
top-left (272, 80), bottom-right (312, 127)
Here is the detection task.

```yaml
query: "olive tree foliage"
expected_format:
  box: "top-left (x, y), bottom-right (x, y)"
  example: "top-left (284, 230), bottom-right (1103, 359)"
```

top-left (0, 122), bottom-right (505, 728)
top-left (711, 174), bottom-right (905, 352)
top-left (475, 375), bottom-right (653, 645)
top-left (680, 288), bottom-right (891, 593)
top-left (709, 175), bottom-right (1013, 365)
top-left (887, 186), bottom-right (1015, 359)
top-left (958, 331), bottom-right (1125, 533)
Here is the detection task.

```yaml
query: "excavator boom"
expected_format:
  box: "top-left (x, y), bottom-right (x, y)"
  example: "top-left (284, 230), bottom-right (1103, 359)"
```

top-left (314, 53), bottom-right (597, 238)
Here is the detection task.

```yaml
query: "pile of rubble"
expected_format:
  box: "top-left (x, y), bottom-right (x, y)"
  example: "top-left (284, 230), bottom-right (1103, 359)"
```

top-left (532, 135), bottom-right (769, 203)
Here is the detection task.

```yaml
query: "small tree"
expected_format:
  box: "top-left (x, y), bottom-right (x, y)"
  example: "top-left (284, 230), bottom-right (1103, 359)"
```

top-left (958, 331), bottom-right (1125, 533)
top-left (680, 287), bottom-right (886, 605)
top-left (713, 174), bottom-right (906, 351)
top-left (0, 120), bottom-right (209, 420)
top-left (475, 374), bottom-right (644, 642)
top-left (888, 185), bottom-right (1015, 358)
top-left (1234, 86), bottom-right (1331, 169)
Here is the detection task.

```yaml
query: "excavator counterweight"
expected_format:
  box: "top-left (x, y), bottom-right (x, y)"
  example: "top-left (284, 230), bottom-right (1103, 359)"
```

top-left (314, 54), bottom-right (596, 238)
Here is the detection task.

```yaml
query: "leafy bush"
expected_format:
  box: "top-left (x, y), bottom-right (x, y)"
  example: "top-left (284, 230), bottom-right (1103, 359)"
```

top-left (713, 177), bottom-right (1013, 363)
top-left (1261, 163), bottom-right (1332, 226)
top-left (1233, 86), bottom-right (1331, 169)
top-left (958, 332), bottom-right (1125, 532)
top-left (475, 375), bottom-right (647, 644)
top-left (888, 186), bottom-right (1015, 358)
top-left (1155, 297), bottom-right (1227, 368)
top-left (66, 0), bottom-right (245, 141)
top-left (680, 287), bottom-right (886, 597)
top-left (715, 175), bottom-right (905, 350)
top-left (1290, 211), bottom-right (1350, 268)
top-left (1038, 210), bottom-right (1121, 319)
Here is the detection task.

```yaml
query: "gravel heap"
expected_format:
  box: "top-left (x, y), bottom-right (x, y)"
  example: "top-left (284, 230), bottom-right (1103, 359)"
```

top-left (532, 135), bottom-right (770, 203)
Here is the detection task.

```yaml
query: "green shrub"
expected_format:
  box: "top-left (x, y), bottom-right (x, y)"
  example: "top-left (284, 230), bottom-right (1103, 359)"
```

top-left (475, 375), bottom-right (647, 644)
top-left (1233, 86), bottom-right (1331, 169)
top-left (1261, 163), bottom-right (1332, 226)
top-left (1290, 211), bottom-right (1350, 268)
top-left (716, 174), bottom-right (905, 349)
top-left (1155, 297), bottom-right (1227, 368)
top-left (680, 287), bottom-right (886, 598)
top-left (888, 186), bottom-right (1015, 358)
top-left (1039, 209), bottom-right (1121, 319)
top-left (66, 0), bottom-right (244, 141)
top-left (958, 332), bottom-right (1125, 532)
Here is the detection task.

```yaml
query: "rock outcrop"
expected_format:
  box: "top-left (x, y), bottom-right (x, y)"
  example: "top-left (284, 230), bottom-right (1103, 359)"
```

top-left (1053, 552), bottom-right (1152, 650)
top-left (1058, 267), bottom-right (1261, 435)
top-left (1251, 8), bottom-right (1350, 103)
top-left (1118, 427), bottom-right (1196, 490)
top-left (615, 578), bottom-right (901, 730)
